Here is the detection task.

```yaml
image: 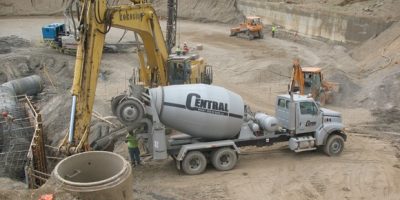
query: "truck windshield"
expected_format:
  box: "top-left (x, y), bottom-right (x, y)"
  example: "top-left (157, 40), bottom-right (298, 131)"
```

top-left (299, 102), bottom-right (318, 115)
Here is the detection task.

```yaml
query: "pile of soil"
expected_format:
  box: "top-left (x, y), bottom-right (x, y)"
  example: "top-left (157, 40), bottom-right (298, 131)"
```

top-left (0, 36), bottom-right (30, 54)
top-left (0, 0), bottom-right (65, 16)
top-left (351, 21), bottom-right (400, 111)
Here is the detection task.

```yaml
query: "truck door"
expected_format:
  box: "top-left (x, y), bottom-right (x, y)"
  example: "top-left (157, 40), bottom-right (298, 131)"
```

top-left (275, 97), bottom-right (290, 128)
top-left (296, 101), bottom-right (321, 134)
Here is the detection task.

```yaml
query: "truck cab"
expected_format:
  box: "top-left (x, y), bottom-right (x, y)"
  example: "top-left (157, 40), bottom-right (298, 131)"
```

top-left (275, 94), bottom-right (346, 155)
top-left (276, 94), bottom-right (322, 134)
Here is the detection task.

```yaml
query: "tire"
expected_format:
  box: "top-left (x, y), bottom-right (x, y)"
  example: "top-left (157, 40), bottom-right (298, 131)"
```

top-left (182, 151), bottom-right (207, 175)
top-left (259, 31), bottom-right (264, 39)
top-left (211, 148), bottom-right (237, 171)
top-left (115, 99), bottom-right (144, 125)
top-left (111, 94), bottom-right (126, 116)
top-left (247, 31), bottom-right (254, 40)
top-left (324, 135), bottom-right (344, 156)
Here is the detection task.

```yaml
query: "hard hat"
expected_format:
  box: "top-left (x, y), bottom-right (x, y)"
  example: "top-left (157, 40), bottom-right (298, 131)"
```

top-left (2, 111), bottom-right (8, 117)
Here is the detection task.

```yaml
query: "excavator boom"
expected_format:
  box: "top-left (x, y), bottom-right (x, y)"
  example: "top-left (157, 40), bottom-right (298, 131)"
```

top-left (60, 0), bottom-right (173, 154)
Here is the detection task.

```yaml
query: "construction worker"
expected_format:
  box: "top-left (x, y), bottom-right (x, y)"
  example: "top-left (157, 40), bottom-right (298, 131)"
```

top-left (272, 25), bottom-right (277, 38)
top-left (126, 129), bottom-right (141, 166)
top-left (2, 111), bottom-right (14, 132)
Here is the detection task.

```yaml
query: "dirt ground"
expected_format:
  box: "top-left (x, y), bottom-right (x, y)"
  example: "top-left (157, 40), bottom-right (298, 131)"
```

top-left (0, 14), bottom-right (399, 200)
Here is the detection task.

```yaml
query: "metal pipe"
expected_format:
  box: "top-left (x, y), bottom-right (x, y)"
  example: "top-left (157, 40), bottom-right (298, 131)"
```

top-left (68, 96), bottom-right (77, 144)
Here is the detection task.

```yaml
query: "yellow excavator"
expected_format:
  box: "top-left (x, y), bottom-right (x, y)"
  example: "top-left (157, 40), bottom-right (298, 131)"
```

top-left (59, 0), bottom-right (212, 154)
top-left (289, 59), bottom-right (339, 105)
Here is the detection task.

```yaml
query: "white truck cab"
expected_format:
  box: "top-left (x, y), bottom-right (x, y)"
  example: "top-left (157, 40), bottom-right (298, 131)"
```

top-left (275, 94), bottom-right (346, 155)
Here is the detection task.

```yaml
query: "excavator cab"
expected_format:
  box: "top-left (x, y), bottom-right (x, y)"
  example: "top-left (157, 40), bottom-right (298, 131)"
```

top-left (302, 68), bottom-right (322, 96)
top-left (167, 55), bottom-right (192, 85)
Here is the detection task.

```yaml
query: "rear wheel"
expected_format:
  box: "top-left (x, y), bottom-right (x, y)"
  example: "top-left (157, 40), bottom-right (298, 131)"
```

top-left (182, 151), bottom-right (207, 175)
top-left (246, 31), bottom-right (254, 40)
top-left (211, 148), bottom-right (237, 171)
top-left (259, 31), bottom-right (264, 39)
top-left (324, 135), bottom-right (344, 156)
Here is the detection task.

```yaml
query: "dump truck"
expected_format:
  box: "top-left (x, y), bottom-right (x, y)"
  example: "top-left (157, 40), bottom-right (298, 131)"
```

top-left (113, 84), bottom-right (347, 175)
top-left (230, 16), bottom-right (264, 40)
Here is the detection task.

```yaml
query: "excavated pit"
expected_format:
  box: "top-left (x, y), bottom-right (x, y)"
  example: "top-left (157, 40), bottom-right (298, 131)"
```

top-left (0, 75), bottom-right (43, 180)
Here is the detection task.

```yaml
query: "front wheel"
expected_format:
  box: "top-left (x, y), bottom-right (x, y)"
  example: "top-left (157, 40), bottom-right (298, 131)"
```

top-left (324, 135), bottom-right (344, 156)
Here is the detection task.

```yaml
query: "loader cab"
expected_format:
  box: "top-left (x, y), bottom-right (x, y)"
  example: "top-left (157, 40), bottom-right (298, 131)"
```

top-left (246, 16), bottom-right (262, 26)
top-left (167, 55), bottom-right (192, 85)
top-left (275, 94), bottom-right (322, 134)
top-left (302, 67), bottom-right (322, 96)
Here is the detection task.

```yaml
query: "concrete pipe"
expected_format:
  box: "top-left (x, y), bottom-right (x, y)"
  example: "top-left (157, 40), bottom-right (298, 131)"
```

top-left (53, 151), bottom-right (133, 200)
top-left (2, 75), bottom-right (43, 96)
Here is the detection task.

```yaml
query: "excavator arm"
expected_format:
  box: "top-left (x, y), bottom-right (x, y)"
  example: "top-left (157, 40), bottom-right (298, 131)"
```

top-left (289, 59), bottom-right (305, 94)
top-left (59, 0), bottom-right (170, 154)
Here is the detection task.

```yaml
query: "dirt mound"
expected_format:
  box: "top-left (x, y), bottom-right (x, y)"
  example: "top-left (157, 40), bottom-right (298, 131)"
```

top-left (323, 69), bottom-right (360, 106)
top-left (359, 71), bottom-right (400, 109)
top-left (0, 36), bottom-right (30, 54)
top-left (0, 178), bottom-right (26, 190)
top-left (372, 107), bottom-right (400, 129)
top-left (153, 0), bottom-right (244, 24)
top-left (349, 21), bottom-right (400, 112)
top-left (0, 0), bottom-right (65, 16)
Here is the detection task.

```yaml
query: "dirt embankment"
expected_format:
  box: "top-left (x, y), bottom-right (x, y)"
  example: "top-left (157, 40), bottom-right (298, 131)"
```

top-left (0, 0), bottom-right (244, 24)
top-left (153, 0), bottom-right (244, 24)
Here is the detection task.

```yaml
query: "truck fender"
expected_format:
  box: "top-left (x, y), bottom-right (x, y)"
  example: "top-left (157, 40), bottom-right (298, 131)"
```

top-left (315, 122), bottom-right (346, 146)
top-left (176, 140), bottom-right (240, 161)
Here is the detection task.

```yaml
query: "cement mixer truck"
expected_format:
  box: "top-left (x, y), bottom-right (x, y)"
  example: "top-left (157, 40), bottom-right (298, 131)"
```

top-left (112, 84), bottom-right (346, 175)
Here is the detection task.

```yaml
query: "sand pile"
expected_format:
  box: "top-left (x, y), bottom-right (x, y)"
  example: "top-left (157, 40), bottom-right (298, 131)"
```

top-left (350, 21), bottom-right (400, 109)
